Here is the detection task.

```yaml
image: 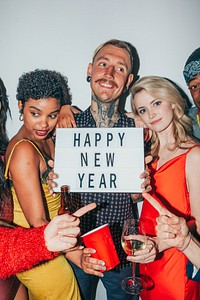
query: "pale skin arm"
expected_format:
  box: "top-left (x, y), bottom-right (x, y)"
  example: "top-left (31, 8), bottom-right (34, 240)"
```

top-left (8, 142), bottom-right (51, 227)
top-left (143, 192), bottom-right (200, 268)
top-left (185, 146), bottom-right (200, 236)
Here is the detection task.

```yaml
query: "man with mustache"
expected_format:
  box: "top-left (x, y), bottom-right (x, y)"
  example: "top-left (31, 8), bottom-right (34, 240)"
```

top-left (64, 39), bottom-right (151, 300)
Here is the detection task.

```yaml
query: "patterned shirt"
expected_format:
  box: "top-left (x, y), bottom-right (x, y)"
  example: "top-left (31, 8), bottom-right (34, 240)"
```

top-left (188, 106), bottom-right (200, 140)
top-left (72, 107), bottom-right (138, 270)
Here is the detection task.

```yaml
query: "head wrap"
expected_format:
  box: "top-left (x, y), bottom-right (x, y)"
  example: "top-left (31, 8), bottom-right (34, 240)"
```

top-left (183, 47), bottom-right (200, 84)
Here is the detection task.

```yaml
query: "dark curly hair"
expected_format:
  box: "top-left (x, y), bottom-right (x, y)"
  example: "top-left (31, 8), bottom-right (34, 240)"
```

top-left (16, 69), bottom-right (65, 112)
top-left (52, 71), bottom-right (72, 105)
top-left (0, 77), bottom-right (12, 217)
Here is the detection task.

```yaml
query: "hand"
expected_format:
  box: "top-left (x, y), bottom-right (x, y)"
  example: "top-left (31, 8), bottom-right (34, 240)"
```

top-left (142, 192), bottom-right (189, 250)
top-left (44, 203), bottom-right (96, 252)
top-left (57, 105), bottom-right (77, 128)
top-left (81, 248), bottom-right (106, 277)
top-left (126, 238), bottom-right (157, 264)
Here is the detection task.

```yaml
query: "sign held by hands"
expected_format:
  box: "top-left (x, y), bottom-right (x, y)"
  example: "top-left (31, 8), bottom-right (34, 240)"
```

top-left (54, 128), bottom-right (144, 192)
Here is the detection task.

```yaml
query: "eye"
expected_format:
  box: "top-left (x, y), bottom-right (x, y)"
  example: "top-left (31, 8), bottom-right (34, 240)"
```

top-left (153, 100), bottom-right (161, 107)
top-left (189, 84), bottom-right (200, 91)
top-left (31, 111), bottom-right (39, 117)
top-left (116, 67), bottom-right (124, 72)
top-left (99, 62), bottom-right (107, 67)
top-left (49, 113), bottom-right (58, 120)
top-left (137, 108), bottom-right (146, 115)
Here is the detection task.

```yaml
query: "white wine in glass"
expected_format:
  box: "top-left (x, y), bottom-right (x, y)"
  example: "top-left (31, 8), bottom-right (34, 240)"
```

top-left (121, 218), bottom-right (147, 295)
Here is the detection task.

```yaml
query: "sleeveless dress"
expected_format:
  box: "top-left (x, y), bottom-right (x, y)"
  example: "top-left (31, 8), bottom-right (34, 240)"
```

top-left (5, 139), bottom-right (80, 300)
top-left (140, 147), bottom-right (200, 300)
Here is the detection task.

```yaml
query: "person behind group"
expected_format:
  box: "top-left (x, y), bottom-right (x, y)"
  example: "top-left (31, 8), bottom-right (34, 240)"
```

top-left (130, 76), bottom-right (200, 299)
top-left (183, 47), bottom-right (200, 139)
top-left (142, 192), bottom-right (200, 281)
top-left (0, 76), bottom-right (28, 300)
top-left (60, 39), bottom-right (152, 300)
top-left (4, 69), bottom-right (81, 300)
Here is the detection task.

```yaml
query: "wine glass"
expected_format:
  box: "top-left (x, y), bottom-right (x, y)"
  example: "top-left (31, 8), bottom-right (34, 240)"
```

top-left (121, 218), bottom-right (147, 295)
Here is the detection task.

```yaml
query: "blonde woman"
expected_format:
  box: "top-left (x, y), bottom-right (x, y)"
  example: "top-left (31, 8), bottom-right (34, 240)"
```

top-left (130, 76), bottom-right (200, 299)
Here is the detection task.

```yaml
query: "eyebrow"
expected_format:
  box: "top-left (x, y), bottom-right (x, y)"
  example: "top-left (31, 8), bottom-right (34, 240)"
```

top-left (29, 106), bottom-right (60, 113)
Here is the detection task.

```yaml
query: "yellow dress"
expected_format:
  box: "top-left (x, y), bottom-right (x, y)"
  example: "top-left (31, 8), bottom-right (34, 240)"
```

top-left (5, 139), bottom-right (80, 300)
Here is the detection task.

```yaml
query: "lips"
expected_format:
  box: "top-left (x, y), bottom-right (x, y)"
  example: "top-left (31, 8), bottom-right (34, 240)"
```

top-left (96, 78), bottom-right (118, 88)
top-left (150, 119), bottom-right (161, 125)
top-left (35, 130), bottom-right (49, 137)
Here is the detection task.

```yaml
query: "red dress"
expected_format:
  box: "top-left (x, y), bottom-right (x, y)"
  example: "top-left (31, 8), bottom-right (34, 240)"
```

top-left (140, 148), bottom-right (200, 300)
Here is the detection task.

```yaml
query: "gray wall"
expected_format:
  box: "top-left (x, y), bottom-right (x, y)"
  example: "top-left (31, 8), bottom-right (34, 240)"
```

top-left (0, 0), bottom-right (199, 298)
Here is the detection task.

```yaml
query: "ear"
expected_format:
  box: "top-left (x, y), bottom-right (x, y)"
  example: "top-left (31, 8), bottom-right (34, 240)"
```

top-left (87, 63), bottom-right (93, 77)
top-left (18, 100), bottom-right (23, 111)
top-left (126, 74), bottom-right (134, 89)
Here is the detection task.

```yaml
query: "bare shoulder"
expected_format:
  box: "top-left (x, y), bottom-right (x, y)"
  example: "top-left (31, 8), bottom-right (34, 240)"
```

top-left (6, 138), bottom-right (40, 163)
top-left (186, 143), bottom-right (200, 164)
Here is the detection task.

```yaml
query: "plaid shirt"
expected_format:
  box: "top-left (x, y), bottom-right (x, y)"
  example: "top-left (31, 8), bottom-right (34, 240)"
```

top-left (72, 107), bottom-right (138, 269)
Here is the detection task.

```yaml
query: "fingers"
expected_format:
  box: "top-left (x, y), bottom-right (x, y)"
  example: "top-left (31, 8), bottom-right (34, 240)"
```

top-left (58, 225), bottom-right (80, 237)
top-left (59, 236), bottom-right (78, 248)
top-left (142, 192), bottom-right (172, 217)
top-left (156, 221), bottom-right (178, 239)
top-left (127, 240), bottom-right (157, 264)
top-left (73, 203), bottom-right (96, 218)
top-left (81, 248), bottom-right (106, 276)
top-left (144, 155), bottom-right (153, 165)
top-left (140, 169), bottom-right (152, 192)
top-left (47, 159), bottom-right (54, 169)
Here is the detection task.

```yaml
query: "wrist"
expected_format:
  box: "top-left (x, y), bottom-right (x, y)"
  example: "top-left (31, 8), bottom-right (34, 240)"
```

top-left (178, 232), bottom-right (192, 252)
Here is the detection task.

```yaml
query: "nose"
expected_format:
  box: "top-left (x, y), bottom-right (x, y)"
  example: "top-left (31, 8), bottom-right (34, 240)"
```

top-left (40, 117), bottom-right (49, 128)
top-left (104, 65), bottom-right (115, 77)
top-left (148, 110), bottom-right (156, 119)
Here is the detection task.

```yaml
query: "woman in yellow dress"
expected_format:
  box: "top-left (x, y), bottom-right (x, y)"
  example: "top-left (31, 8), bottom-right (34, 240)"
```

top-left (5, 69), bottom-right (80, 300)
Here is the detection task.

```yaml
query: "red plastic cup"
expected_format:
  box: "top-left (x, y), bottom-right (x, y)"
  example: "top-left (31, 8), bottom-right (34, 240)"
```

top-left (82, 224), bottom-right (120, 272)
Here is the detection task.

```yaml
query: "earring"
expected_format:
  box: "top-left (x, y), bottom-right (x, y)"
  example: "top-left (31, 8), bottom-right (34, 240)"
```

top-left (123, 86), bottom-right (128, 93)
top-left (86, 76), bottom-right (91, 82)
top-left (19, 113), bottom-right (23, 121)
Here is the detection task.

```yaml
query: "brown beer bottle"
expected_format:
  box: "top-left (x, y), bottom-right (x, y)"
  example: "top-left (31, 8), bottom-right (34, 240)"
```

top-left (58, 185), bottom-right (71, 215)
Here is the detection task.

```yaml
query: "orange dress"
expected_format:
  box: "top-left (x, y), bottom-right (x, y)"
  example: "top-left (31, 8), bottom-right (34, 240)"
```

top-left (140, 147), bottom-right (200, 300)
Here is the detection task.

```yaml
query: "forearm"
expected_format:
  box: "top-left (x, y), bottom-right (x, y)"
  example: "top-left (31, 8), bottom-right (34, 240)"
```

top-left (182, 235), bottom-right (200, 268)
top-left (0, 225), bottom-right (58, 279)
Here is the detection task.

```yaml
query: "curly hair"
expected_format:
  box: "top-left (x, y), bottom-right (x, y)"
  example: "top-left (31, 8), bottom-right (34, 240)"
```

top-left (0, 78), bottom-right (12, 215)
top-left (16, 69), bottom-right (64, 112)
top-left (51, 71), bottom-right (72, 105)
top-left (131, 76), bottom-right (193, 158)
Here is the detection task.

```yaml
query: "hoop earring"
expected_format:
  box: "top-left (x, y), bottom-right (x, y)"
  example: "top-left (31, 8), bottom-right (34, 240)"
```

top-left (19, 114), bottom-right (23, 121)
top-left (86, 76), bottom-right (91, 82)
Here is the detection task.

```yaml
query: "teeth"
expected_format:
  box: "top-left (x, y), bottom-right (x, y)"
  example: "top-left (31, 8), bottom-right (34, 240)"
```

top-left (100, 82), bottom-right (112, 88)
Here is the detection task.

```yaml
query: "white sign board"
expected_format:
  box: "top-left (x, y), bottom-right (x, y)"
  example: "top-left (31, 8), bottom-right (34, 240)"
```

top-left (54, 128), bottom-right (144, 193)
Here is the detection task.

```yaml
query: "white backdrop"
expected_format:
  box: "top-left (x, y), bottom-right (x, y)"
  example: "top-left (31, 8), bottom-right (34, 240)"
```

top-left (0, 0), bottom-right (199, 298)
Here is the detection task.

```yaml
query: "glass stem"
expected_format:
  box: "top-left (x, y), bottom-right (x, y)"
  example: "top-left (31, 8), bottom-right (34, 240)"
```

top-left (132, 262), bottom-right (136, 277)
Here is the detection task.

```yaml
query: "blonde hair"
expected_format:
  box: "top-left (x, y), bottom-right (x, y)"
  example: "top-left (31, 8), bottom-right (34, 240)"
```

top-left (130, 76), bottom-right (193, 157)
